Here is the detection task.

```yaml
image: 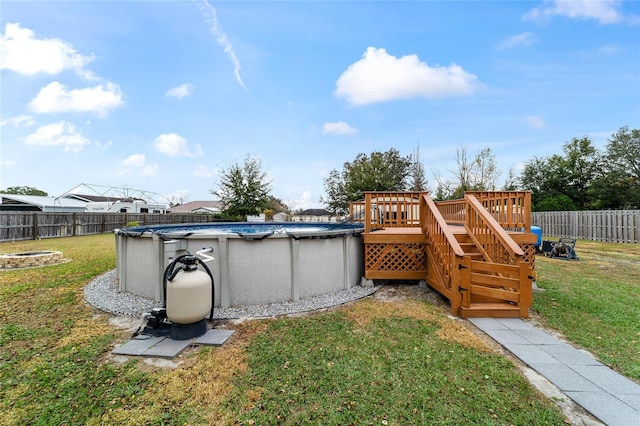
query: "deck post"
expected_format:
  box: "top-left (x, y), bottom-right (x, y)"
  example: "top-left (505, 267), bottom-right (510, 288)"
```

top-left (459, 256), bottom-right (471, 308)
top-left (519, 261), bottom-right (532, 318)
top-left (450, 256), bottom-right (462, 316)
top-left (364, 193), bottom-right (372, 232)
top-left (524, 192), bottom-right (532, 232)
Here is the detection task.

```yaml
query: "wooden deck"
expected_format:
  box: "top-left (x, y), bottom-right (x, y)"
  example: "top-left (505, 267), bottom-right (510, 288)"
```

top-left (355, 191), bottom-right (537, 318)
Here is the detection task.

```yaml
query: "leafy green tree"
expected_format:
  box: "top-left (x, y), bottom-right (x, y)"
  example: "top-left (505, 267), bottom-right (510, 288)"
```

top-left (519, 138), bottom-right (599, 210)
top-left (502, 167), bottom-right (519, 191)
top-left (562, 136), bottom-right (599, 210)
top-left (265, 195), bottom-right (287, 214)
top-left (519, 154), bottom-right (569, 210)
top-left (536, 194), bottom-right (576, 211)
top-left (590, 126), bottom-right (640, 209)
top-left (322, 148), bottom-right (412, 215)
top-left (0, 186), bottom-right (48, 196)
top-left (607, 126), bottom-right (640, 180)
top-left (518, 127), bottom-right (639, 210)
top-left (212, 155), bottom-right (272, 219)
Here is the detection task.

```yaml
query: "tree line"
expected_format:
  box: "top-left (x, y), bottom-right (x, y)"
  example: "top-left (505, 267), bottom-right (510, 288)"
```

top-left (5, 126), bottom-right (637, 217)
top-left (517, 126), bottom-right (639, 211)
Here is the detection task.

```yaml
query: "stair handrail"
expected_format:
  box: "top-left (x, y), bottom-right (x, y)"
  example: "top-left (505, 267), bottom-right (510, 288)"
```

top-left (464, 193), bottom-right (524, 263)
top-left (421, 193), bottom-right (465, 257)
top-left (421, 193), bottom-right (466, 314)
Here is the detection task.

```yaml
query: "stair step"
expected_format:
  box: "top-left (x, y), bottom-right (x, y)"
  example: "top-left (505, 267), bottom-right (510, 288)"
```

top-left (459, 302), bottom-right (522, 318)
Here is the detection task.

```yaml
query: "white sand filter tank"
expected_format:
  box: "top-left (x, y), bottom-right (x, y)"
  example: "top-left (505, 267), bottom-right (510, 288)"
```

top-left (163, 250), bottom-right (214, 340)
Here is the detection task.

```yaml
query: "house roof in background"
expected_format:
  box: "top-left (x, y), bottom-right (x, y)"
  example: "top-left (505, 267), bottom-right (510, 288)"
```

top-left (0, 195), bottom-right (88, 209)
top-left (168, 200), bottom-right (223, 213)
top-left (297, 209), bottom-right (333, 216)
top-left (64, 193), bottom-right (124, 203)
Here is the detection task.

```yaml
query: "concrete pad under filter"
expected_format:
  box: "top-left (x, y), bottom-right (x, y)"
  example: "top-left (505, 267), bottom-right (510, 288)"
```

top-left (193, 329), bottom-right (235, 346)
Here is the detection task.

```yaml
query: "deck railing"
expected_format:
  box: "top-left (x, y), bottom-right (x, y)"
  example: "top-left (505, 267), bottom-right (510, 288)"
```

top-left (466, 191), bottom-right (531, 232)
top-left (434, 199), bottom-right (466, 226)
top-left (351, 192), bottom-right (423, 230)
top-left (436, 191), bottom-right (531, 232)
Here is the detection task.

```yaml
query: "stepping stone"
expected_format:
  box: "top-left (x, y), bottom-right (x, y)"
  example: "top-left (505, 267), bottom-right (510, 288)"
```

top-left (112, 335), bottom-right (165, 356)
top-left (112, 335), bottom-right (191, 359)
top-left (193, 329), bottom-right (235, 346)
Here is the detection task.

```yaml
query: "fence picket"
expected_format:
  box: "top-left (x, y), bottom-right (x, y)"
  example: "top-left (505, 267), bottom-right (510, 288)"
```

top-left (0, 212), bottom-right (224, 242)
top-left (533, 210), bottom-right (639, 243)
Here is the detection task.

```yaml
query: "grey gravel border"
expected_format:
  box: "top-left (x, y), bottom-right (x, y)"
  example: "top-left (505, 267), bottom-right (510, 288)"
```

top-left (84, 269), bottom-right (382, 319)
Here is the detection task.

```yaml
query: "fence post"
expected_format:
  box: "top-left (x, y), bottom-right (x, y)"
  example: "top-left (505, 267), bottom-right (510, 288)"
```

top-left (32, 213), bottom-right (38, 240)
top-left (72, 212), bottom-right (77, 236)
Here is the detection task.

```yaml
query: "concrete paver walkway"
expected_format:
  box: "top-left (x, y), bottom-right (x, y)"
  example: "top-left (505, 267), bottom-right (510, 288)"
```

top-left (469, 318), bottom-right (640, 426)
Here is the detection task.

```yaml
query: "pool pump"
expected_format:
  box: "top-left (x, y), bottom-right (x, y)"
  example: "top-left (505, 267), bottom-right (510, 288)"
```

top-left (136, 248), bottom-right (215, 340)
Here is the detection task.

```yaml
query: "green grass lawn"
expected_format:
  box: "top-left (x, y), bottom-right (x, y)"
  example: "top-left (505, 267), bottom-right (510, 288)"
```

top-left (1, 234), bottom-right (635, 424)
top-left (532, 239), bottom-right (640, 381)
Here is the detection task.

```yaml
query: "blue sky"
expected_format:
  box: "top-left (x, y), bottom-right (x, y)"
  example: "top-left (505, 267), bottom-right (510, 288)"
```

top-left (1, 1), bottom-right (639, 209)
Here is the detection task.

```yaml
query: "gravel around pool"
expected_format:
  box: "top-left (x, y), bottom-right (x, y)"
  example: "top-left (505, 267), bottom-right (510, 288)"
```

top-left (84, 269), bottom-right (382, 319)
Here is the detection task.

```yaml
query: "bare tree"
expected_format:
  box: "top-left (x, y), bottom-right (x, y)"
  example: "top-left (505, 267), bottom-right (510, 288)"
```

top-left (409, 145), bottom-right (429, 192)
top-left (433, 146), bottom-right (500, 200)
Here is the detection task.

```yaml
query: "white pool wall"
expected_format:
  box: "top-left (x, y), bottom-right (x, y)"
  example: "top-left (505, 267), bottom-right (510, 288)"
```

top-left (115, 226), bottom-right (364, 308)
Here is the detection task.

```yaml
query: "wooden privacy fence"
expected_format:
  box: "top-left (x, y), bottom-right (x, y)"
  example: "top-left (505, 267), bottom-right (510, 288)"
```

top-left (533, 210), bottom-right (640, 243)
top-left (0, 212), bottom-right (222, 242)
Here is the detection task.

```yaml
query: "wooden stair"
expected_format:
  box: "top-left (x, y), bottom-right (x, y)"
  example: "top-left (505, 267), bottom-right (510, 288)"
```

top-left (358, 191), bottom-right (535, 319)
top-left (450, 227), bottom-right (532, 319)
top-left (454, 231), bottom-right (483, 261)
top-left (459, 302), bottom-right (520, 318)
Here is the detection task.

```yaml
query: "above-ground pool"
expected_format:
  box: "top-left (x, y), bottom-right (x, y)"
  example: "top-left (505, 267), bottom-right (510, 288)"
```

top-left (115, 222), bottom-right (365, 308)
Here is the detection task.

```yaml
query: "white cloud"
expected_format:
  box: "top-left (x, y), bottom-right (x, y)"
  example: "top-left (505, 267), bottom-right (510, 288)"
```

top-left (334, 47), bottom-right (483, 106)
top-left (0, 159), bottom-right (16, 168)
top-left (202, 0), bottom-right (247, 92)
top-left (0, 23), bottom-right (95, 79)
top-left (525, 115), bottom-right (546, 129)
top-left (154, 133), bottom-right (201, 157)
top-left (141, 164), bottom-right (159, 177)
top-left (598, 45), bottom-right (621, 55)
top-left (121, 154), bottom-right (159, 176)
top-left (28, 81), bottom-right (124, 116)
top-left (122, 154), bottom-right (146, 167)
top-left (524, 0), bottom-right (623, 24)
top-left (496, 32), bottom-right (538, 50)
top-left (166, 83), bottom-right (195, 99)
top-left (322, 121), bottom-right (358, 135)
top-left (95, 140), bottom-right (113, 150)
top-left (24, 121), bottom-right (90, 152)
top-left (0, 114), bottom-right (35, 128)
top-left (193, 165), bottom-right (214, 178)
top-left (287, 190), bottom-right (325, 211)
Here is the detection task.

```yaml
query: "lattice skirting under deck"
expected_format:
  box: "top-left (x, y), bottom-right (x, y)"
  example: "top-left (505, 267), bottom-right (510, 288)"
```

top-left (365, 243), bottom-right (427, 273)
